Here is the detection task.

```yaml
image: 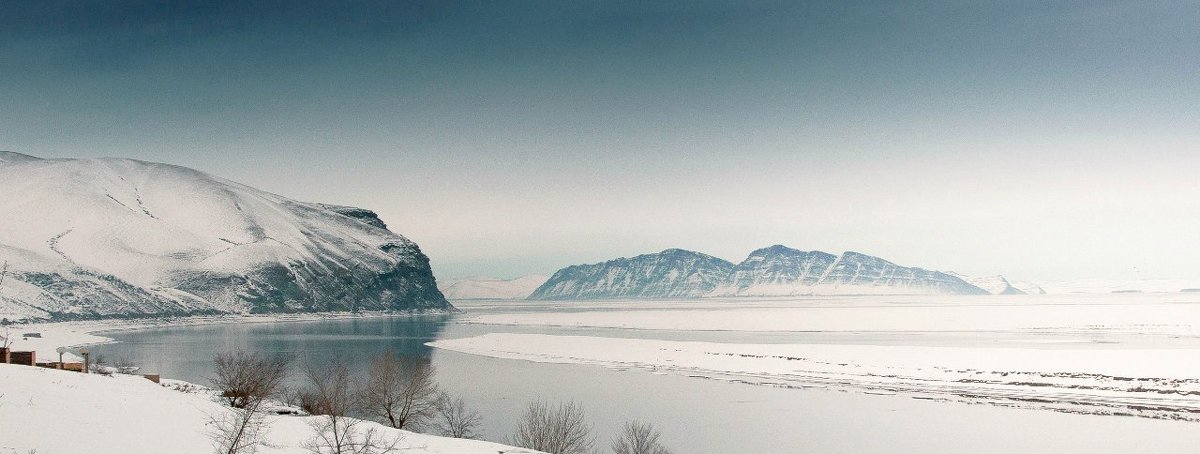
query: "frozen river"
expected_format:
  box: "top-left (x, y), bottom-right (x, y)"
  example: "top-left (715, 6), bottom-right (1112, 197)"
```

top-left (91, 294), bottom-right (1200, 453)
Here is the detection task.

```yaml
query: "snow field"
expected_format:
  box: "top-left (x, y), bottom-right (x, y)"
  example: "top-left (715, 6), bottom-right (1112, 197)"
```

top-left (0, 364), bottom-right (539, 454)
top-left (429, 333), bottom-right (1200, 420)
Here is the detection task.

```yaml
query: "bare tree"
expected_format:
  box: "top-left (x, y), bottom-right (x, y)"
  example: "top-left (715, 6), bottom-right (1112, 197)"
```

top-left (357, 351), bottom-right (440, 431)
top-left (611, 421), bottom-right (673, 454)
top-left (0, 261), bottom-right (13, 336)
top-left (302, 361), bottom-right (400, 454)
top-left (511, 400), bottom-right (595, 454)
top-left (210, 350), bottom-right (291, 409)
top-left (430, 391), bottom-right (482, 439)
top-left (0, 261), bottom-right (9, 336)
top-left (208, 350), bottom-right (291, 454)
top-left (0, 325), bottom-right (12, 349)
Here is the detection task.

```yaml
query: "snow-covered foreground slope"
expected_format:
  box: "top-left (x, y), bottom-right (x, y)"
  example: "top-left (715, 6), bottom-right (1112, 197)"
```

top-left (439, 275), bottom-right (549, 299)
top-left (0, 364), bottom-right (538, 454)
top-left (0, 152), bottom-right (450, 321)
top-left (430, 333), bottom-right (1200, 421)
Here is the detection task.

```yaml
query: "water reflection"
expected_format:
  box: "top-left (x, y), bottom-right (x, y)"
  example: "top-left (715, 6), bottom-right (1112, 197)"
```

top-left (90, 314), bottom-right (452, 385)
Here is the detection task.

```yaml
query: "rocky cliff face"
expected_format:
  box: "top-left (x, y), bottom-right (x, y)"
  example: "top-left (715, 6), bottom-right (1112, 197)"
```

top-left (0, 152), bottom-right (452, 321)
top-left (528, 249), bottom-right (734, 300)
top-left (712, 245), bottom-right (839, 295)
top-left (533, 245), bottom-right (990, 300)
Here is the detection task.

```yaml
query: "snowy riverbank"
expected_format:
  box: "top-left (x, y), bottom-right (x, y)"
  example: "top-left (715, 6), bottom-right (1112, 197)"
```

top-left (3, 310), bottom-right (453, 363)
top-left (0, 363), bottom-right (537, 454)
top-left (436, 295), bottom-right (1200, 422)
top-left (429, 333), bottom-right (1200, 421)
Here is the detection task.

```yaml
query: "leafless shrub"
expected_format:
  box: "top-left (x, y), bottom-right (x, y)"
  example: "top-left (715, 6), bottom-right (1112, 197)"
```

top-left (303, 361), bottom-right (357, 417)
top-left (430, 391), bottom-right (482, 439)
top-left (89, 353), bottom-right (112, 375)
top-left (208, 350), bottom-right (291, 454)
top-left (306, 418), bottom-right (400, 454)
top-left (301, 361), bottom-right (400, 454)
top-left (211, 407), bottom-right (269, 454)
top-left (164, 381), bottom-right (203, 394)
top-left (511, 400), bottom-right (595, 454)
top-left (289, 387), bottom-right (323, 415)
top-left (357, 351), bottom-right (440, 430)
top-left (114, 357), bottom-right (139, 374)
top-left (611, 421), bottom-right (673, 454)
top-left (210, 350), bottom-right (291, 409)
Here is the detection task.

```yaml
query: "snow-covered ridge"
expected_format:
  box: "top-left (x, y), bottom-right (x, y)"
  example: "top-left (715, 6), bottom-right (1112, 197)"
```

top-left (530, 245), bottom-right (989, 300)
top-left (529, 249), bottom-right (735, 300)
top-left (0, 152), bottom-right (451, 321)
top-left (946, 272), bottom-right (1046, 295)
top-left (438, 274), bottom-right (549, 300)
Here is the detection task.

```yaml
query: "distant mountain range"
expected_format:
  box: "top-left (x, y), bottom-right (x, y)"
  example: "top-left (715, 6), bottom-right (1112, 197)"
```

top-left (530, 245), bottom-right (1022, 300)
top-left (0, 152), bottom-right (452, 321)
top-left (438, 275), bottom-right (549, 300)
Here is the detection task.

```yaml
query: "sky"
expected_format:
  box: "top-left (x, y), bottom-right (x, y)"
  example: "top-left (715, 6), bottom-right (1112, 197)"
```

top-left (2, 1), bottom-right (1198, 281)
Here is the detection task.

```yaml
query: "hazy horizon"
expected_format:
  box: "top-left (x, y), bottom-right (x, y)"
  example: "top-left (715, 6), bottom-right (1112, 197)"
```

top-left (4, 1), bottom-right (1198, 281)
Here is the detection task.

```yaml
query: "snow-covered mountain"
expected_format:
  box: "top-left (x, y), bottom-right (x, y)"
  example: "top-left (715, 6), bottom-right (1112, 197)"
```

top-left (1009, 280), bottom-right (1047, 295)
top-left (528, 249), bottom-right (735, 299)
top-left (964, 275), bottom-right (1026, 295)
top-left (530, 245), bottom-right (989, 300)
top-left (438, 274), bottom-right (549, 299)
top-left (945, 273), bottom-right (1036, 295)
top-left (944, 271), bottom-right (1049, 295)
top-left (0, 152), bottom-right (451, 321)
top-left (711, 246), bottom-right (988, 296)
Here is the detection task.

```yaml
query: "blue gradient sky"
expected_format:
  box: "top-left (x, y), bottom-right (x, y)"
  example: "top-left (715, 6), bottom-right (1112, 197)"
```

top-left (3, 1), bottom-right (1198, 280)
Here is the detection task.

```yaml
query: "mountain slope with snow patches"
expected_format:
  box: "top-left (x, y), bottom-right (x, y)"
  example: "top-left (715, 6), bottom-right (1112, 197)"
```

top-left (532, 245), bottom-right (989, 300)
top-left (945, 273), bottom-right (1028, 295)
top-left (712, 246), bottom-right (987, 296)
top-left (529, 249), bottom-right (735, 299)
top-left (0, 152), bottom-right (451, 320)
